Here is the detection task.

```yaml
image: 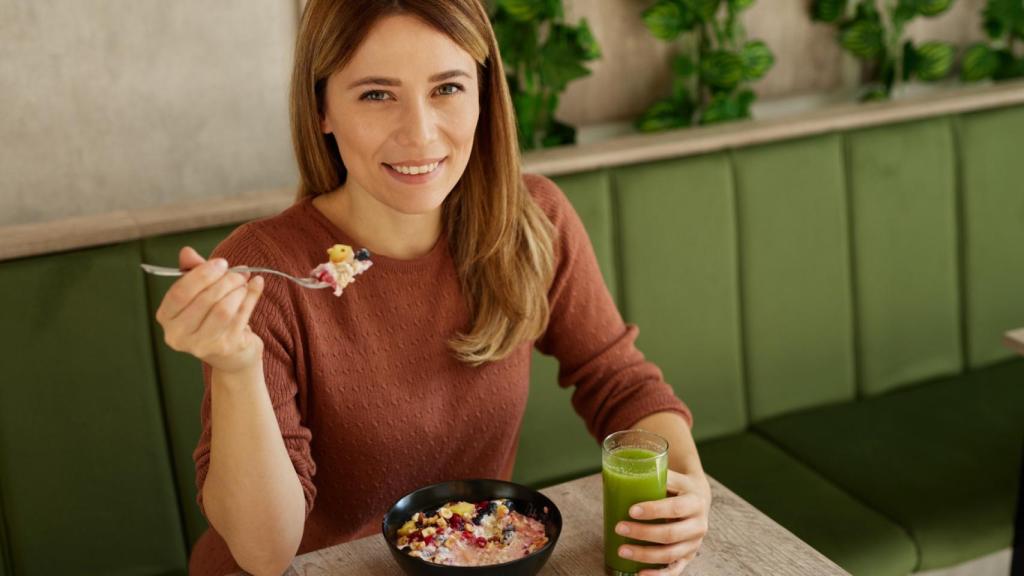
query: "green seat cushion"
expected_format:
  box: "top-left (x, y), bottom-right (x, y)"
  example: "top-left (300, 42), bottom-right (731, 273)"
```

top-left (141, 225), bottom-right (240, 548)
top-left (0, 243), bottom-right (186, 575)
top-left (732, 134), bottom-right (857, 421)
top-left (614, 154), bottom-right (747, 441)
top-left (699, 433), bottom-right (916, 576)
top-left (845, 118), bottom-right (963, 396)
top-left (515, 171), bottom-right (617, 488)
top-left (755, 358), bottom-right (1024, 571)
top-left (957, 106), bottom-right (1024, 368)
top-left (514, 352), bottom-right (600, 488)
top-left (0, 502), bottom-right (8, 576)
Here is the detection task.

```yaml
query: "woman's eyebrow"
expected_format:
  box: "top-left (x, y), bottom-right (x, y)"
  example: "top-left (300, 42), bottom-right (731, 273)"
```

top-left (347, 69), bottom-right (472, 89)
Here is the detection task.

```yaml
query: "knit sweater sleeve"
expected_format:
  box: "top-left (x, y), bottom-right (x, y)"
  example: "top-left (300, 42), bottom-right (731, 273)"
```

top-left (528, 174), bottom-right (693, 442)
top-left (191, 222), bottom-right (317, 519)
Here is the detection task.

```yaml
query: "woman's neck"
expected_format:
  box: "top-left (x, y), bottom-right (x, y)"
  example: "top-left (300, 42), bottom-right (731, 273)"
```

top-left (312, 184), bottom-right (442, 260)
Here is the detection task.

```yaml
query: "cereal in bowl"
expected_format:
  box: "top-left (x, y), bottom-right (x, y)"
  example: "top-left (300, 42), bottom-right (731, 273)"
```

top-left (396, 499), bottom-right (549, 566)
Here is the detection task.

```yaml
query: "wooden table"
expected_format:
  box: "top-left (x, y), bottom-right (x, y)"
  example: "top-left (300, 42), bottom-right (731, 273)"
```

top-left (272, 473), bottom-right (848, 575)
top-left (1004, 328), bottom-right (1024, 356)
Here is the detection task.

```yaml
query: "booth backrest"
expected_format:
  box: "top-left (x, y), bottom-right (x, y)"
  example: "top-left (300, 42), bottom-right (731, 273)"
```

top-left (0, 104), bottom-right (1022, 575)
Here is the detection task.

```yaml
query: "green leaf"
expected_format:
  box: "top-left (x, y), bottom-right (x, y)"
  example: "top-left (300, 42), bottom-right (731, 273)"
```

top-left (683, 0), bottom-right (722, 21)
top-left (740, 40), bottom-right (774, 80)
top-left (860, 85), bottom-right (890, 101)
top-left (915, 0), bottom-right (953, 17)
top-left (902, 41), bottom-right (918, 81)
top-left (913, 41), bottom-right (954, 81)
top-left (542, 119), bottom-right (576, 148)
top-left (840, 19), bottom-right (885, 59)
top-left (961, 43), bottom-right (1000, 82)
top-left (983, 0), bottom-right (1024, 41)
top-left (699, 91), bottom-right (749, 125)
top-left (699, 50), bottom-right (745, 89)
top-left (728, 0), bottom-right (755, 11)
top-left (492, 16), bottom-right (538, 70)
top-left (643, 0), bottom-right (695, 40)
top-left (853, 0), bottom-right (880, 20)
top-left (636, 98), bottom-right (693, 132)
top-left (994, 50), bottom-right (1024, 81)
top-left (512, 91), bottom-right (542, 149)
top-left (736, 89), bottom-right (756, 117)
top-left (574, 18), bottom-right (602, 61)
top-left (813, 0), bottom-right (848, 22)
top-left (538, 26), bottom-right (592, 91)
top-left (894, 0), bottom-right (917, 24)
top-left (498, 0), bottom-right (548, 22)
top-left (671, 76), bottom-right (693, 102)
top-left (673, 54), bottom-right (697, 78)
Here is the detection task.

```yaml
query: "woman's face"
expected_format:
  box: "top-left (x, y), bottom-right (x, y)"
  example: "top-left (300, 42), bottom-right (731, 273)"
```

top-left (320, 14), bottom-right (481, 216)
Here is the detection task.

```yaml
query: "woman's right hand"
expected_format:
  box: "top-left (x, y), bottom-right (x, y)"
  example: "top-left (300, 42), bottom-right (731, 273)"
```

top-left (155, 246), bottom-right (266, 375)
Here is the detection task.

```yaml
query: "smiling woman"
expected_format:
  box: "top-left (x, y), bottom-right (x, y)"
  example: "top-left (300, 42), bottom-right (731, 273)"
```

top-left (291, 0), bottom-right (555, 365)
top-left (165, 1), bottom-right (709, 575)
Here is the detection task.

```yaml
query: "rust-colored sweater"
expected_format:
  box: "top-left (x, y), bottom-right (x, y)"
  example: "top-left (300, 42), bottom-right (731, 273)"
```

top-left (188, 174), bottom-right (692, 575)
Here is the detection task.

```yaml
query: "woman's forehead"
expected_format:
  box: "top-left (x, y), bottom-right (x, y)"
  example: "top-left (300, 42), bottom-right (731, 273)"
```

top-left (340, 14), bottom-right (477, 81)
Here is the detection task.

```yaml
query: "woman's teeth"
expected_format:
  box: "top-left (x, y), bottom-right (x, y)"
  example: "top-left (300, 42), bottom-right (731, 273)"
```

top-left (387, 161), bottom-right (440, 175)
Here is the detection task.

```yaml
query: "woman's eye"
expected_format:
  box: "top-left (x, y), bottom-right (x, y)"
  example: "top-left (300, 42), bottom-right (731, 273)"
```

top-left (437, 83), bottom-right (464, 96)
top-left (360, 90), bottom-right (391, 102)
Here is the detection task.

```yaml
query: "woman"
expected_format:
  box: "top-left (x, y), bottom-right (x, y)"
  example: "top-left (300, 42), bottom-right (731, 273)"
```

top-left (155, 1), bottom-right (710, 574)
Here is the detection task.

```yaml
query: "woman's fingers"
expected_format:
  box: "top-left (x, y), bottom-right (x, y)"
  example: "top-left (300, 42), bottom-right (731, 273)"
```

top-left (178, 246), bottom-right (207, 271)
top-left (638, 553), bottom-right (696, 576)
top-left (666, 469), bottom-right (699, 495)
top-left (163, 270), bottom-right (247, 345)
top-left (192, 279), bottom-right (250, 343)
top-left (628, 493), bottom-right (704, 522)
top-left (157, 258), bottom-right (229, 323)
top-left (617, 515), bottom-right (707, 545)
top-left (620, 538), bottom-right (702, 567)
top-left (228, 276), bottom-right (264, 337)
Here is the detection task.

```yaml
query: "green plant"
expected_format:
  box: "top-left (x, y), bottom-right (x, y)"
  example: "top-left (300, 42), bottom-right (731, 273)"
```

top-left (635, 0), bottom-right (774, 132)
top-left (812, 0), bottom-right (957, 101)
top-left (960, 0), bottom-right (1024, 82)
top-left (486, 0), bottom-right (601, 150)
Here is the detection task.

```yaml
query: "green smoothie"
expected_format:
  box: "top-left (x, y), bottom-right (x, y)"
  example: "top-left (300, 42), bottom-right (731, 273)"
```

top-left (603, 447), bottom-right (668, 575)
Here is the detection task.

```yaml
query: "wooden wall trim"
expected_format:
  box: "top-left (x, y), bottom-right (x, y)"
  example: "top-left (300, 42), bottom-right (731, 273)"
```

top-left (3, 81), bottom-right (1023, 262)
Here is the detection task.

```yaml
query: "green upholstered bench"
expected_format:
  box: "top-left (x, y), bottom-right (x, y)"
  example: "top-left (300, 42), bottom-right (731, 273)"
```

top-left (1, 101), bottom-right (1022, 576)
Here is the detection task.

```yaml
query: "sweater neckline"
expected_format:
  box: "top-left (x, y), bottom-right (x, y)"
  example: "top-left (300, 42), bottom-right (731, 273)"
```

top-left (300, 195), bottom-right (449, 271)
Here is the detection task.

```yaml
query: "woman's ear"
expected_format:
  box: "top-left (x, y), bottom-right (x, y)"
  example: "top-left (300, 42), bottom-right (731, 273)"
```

top-left (321, 112), bottom-right (333, 135)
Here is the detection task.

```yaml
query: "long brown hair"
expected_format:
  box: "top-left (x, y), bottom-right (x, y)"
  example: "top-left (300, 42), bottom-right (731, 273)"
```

top-left (290, 0), bottom-right (555, 365)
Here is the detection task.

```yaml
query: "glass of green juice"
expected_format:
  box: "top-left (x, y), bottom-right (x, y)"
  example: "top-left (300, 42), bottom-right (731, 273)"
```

top-left (602, 429), bottom-right (669, 576)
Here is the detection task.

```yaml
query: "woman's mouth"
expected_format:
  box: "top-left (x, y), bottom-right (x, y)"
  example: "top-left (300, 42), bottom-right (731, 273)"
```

top-left (382, 157), bottom-right (447, 184)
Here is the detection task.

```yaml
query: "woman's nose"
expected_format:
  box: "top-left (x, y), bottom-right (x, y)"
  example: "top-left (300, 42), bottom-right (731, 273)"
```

top-left (394, 99), bottom-right (438, 148)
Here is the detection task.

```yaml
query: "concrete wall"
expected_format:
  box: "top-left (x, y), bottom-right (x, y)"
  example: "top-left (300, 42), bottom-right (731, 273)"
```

top-left (0, 0), bottom-right (299, 226)
top-left (1, 0), bottom-right (988, 226)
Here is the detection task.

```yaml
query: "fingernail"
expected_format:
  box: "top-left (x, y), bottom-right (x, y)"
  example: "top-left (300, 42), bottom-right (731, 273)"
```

top-left (630, 505), bottom-right (643, 518)
top-left (616, 522), bottom-right (630, 535)
top-left (619, 547), bottom-right (633, 559)
top-left (213, 259), bottom-right (228, 270)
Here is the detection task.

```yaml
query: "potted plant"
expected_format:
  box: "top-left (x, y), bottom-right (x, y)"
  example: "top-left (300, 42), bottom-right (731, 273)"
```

top-left (635, 0), bottom-right (775, 132)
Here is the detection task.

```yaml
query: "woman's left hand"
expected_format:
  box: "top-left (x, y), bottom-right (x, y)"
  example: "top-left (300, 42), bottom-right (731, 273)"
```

top-left (614, 469), bottom-right (712, 576)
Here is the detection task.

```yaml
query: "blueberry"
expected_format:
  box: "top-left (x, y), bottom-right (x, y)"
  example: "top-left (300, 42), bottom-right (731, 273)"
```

top-left (355, 248), bottom-right (371, 261)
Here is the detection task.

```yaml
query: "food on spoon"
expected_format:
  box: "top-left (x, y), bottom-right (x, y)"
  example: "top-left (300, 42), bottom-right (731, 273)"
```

top-left (311, 244), bottom-right (372, 296)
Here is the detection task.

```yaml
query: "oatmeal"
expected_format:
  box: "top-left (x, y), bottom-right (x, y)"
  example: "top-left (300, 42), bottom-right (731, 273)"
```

top-left (396, 499), bottom-right (549, 566)
top-left (311, 244), bottom-right (372, 296)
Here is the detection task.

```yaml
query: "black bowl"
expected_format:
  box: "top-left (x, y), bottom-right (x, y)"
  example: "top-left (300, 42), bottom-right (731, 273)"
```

top-left (382, 479), bottom-right (562, 576)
